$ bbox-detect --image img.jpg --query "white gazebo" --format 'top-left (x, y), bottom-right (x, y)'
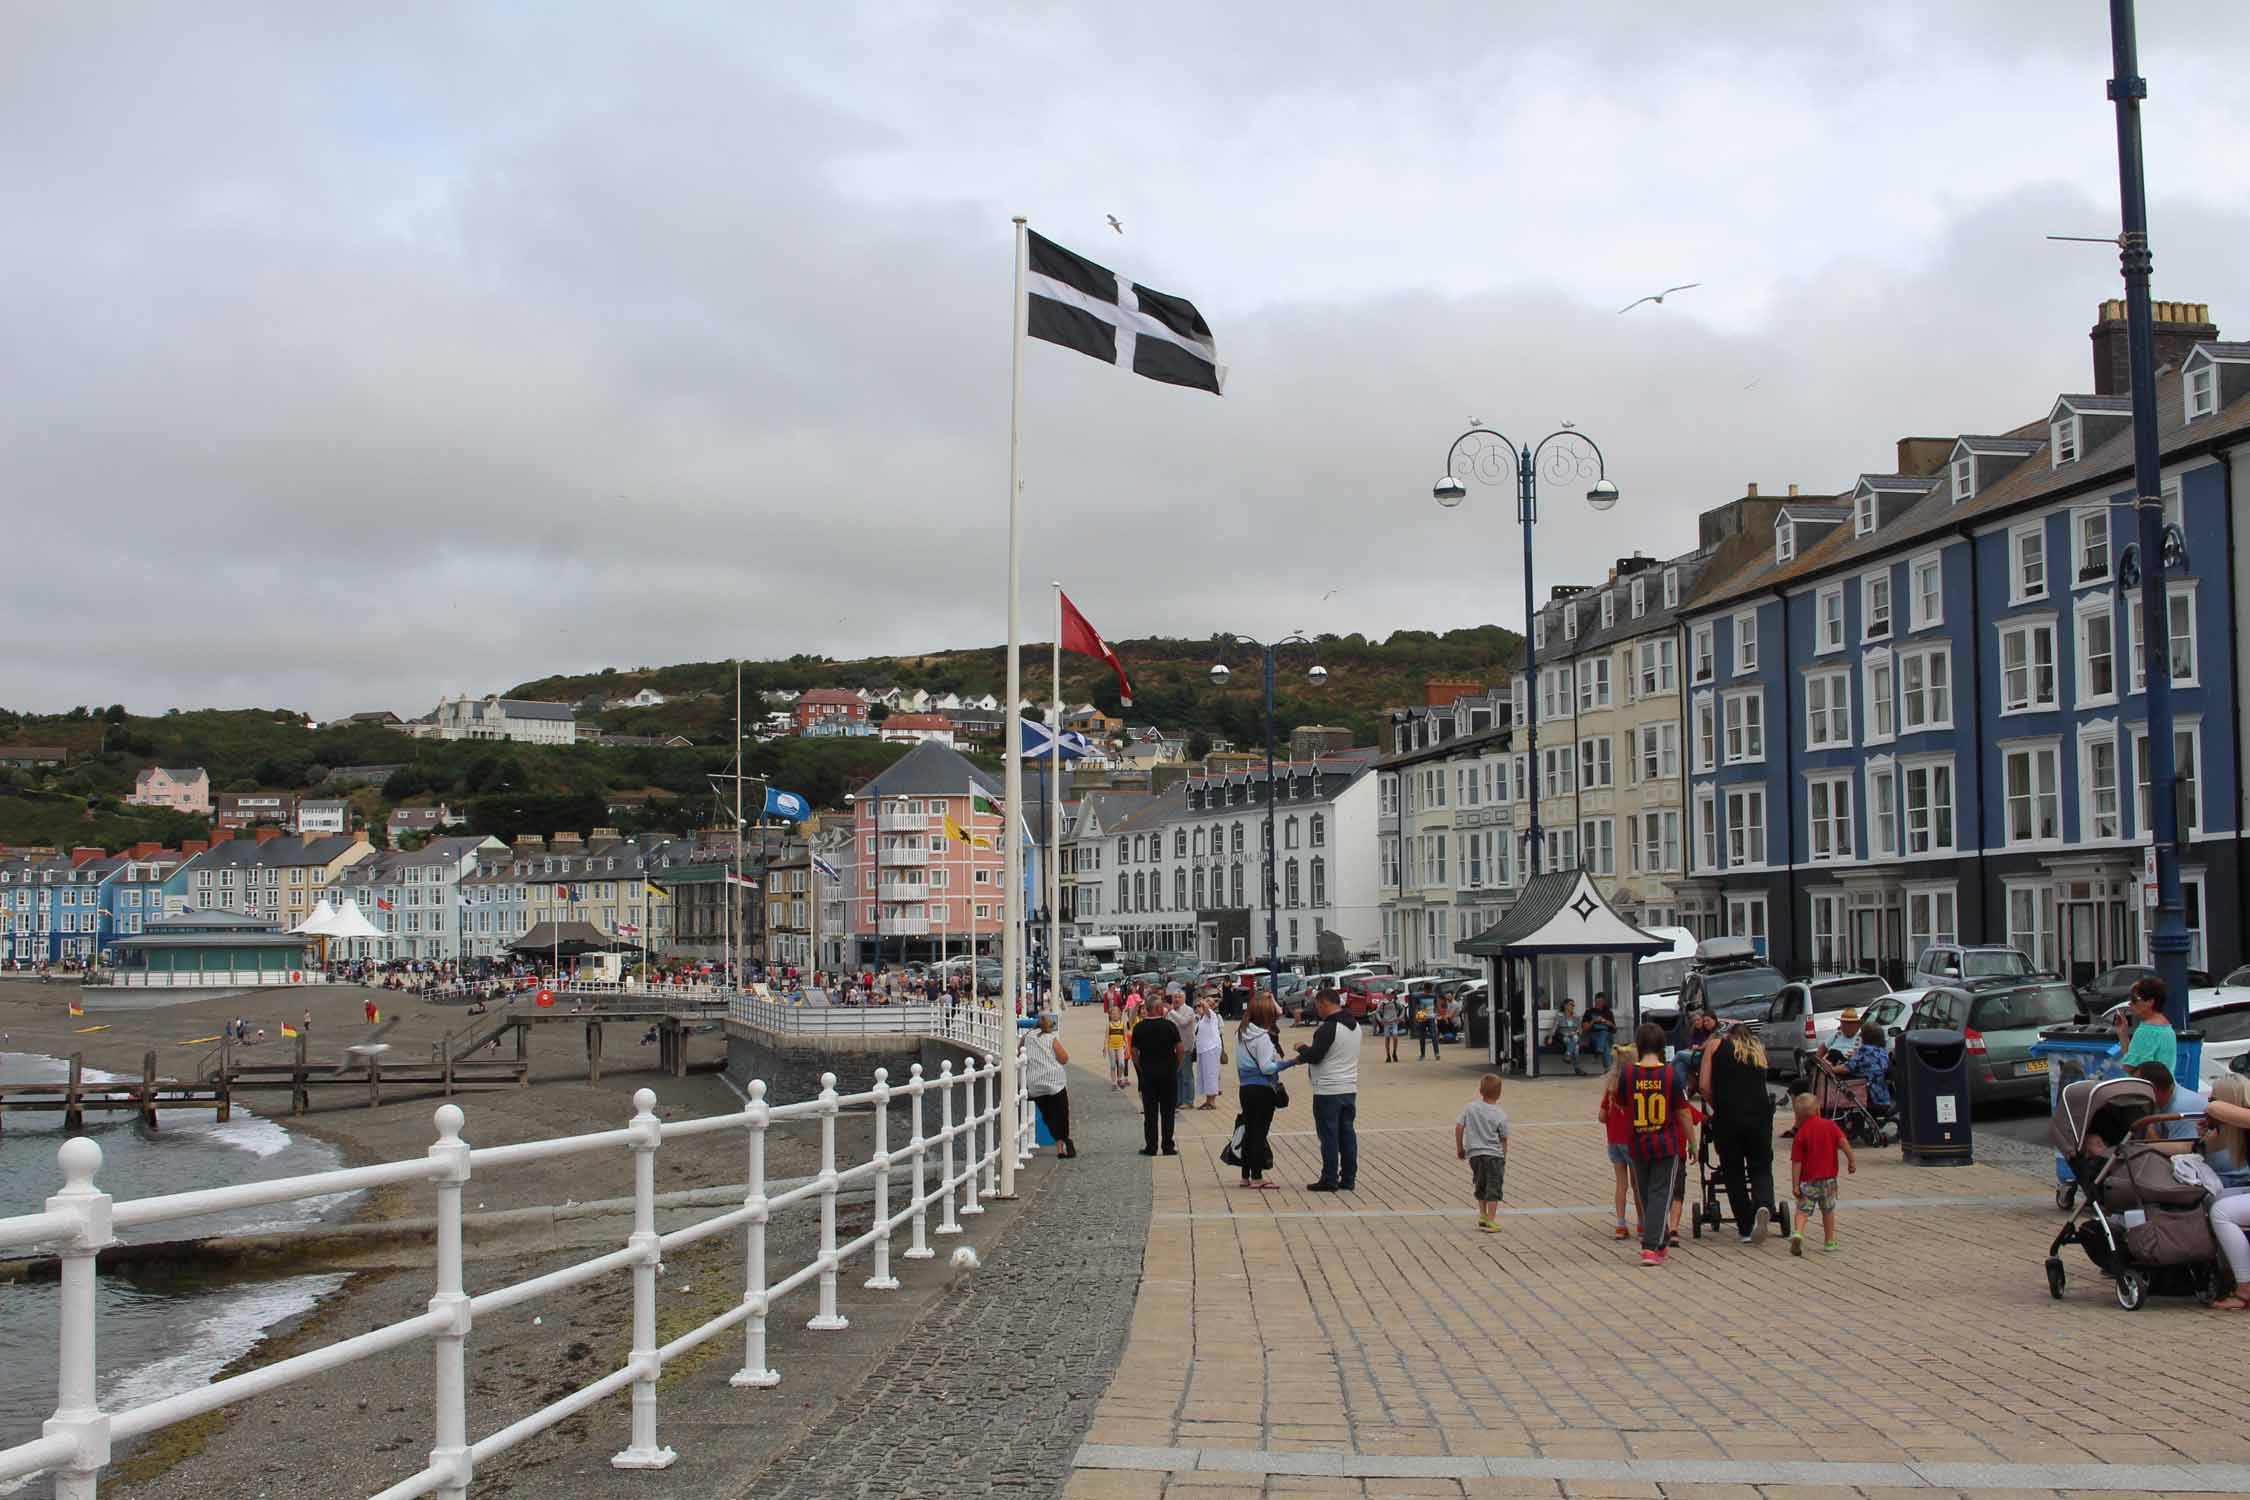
top-left (1456, 868), bottom-right (1670, 1075)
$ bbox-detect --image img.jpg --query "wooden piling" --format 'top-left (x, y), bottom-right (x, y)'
top-left (367, 1051), bottom-right (383, 1110)
top-left (441, 1035), bottom-right (454, 1098)
top-left (292, 1030), bottom-right (310, 1117)
top-left (586, 1021), bottom-right (603, 1085)
top-left (64, 1053), bottom-right (84, 1133)
top-left (141, 1052), bottom-right (159, 1130)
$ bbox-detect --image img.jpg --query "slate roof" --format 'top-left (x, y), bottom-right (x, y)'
top-left (1691, 360), bottom-right (2250, 613)
top-left (498, 699), bottom-right (574, 721)
top-left (1455, 870), bottom-right (1667, 957)
top-left (853, 739), bottom-right (1002, 801)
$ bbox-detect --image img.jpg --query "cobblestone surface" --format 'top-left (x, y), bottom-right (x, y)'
top-left (739, 1067), bottom-right (1153, 1498)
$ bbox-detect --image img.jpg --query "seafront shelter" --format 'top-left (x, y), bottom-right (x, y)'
top-left (107, 909), bottom-right (316, 986)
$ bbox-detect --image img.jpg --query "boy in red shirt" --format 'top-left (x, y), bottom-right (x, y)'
top-left (1787, 1092), bottom-right (1856, 1255)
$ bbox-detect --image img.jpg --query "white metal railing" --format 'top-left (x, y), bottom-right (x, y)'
top-left (421, 980), bottom-right (733, 1006)
top-left (86, 970), bottom-right (331, 989)
top-left (878, 846), bottom-right (930, 866)
top-left (874, 811), bottom-right (927, 832)
top-left (0, 1041), bottom-right (1033, 1498)
top-left (876, 917), bottom-right (930, 937)
top-left (726, 994), bottom-right (1007, 1059)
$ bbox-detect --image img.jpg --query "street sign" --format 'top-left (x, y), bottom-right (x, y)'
top-left (2143, 845), bottom-right (2158, 909)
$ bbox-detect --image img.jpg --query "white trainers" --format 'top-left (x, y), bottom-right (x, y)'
top-left (1750, 1207), bottom-right (1772, 1245)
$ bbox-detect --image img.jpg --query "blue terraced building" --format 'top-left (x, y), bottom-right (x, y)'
top-left (1677, 299), bottom-right (2250, 986)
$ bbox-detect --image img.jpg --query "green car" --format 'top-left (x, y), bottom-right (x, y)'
top-left (1908, 979), bottom-right (2081, 1105)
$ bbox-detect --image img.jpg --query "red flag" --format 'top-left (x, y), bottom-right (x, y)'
top-left (375, 897), bottom-right (393, 912)
top-left (1058, 592), bottom-right (1133, 707)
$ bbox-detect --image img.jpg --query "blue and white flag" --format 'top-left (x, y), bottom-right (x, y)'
top-left (764, 787), bottom-right (810, 822)
top-left (1021, 718), bottom-right (1092, 761)
top-left (811, 852), bottom-right (841, 884)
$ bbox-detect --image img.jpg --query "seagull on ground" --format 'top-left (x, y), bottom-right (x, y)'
top-left (1106, 215), bottom-right (1123, 235)
top-left (1617, 283), bottom-right (1702, 314)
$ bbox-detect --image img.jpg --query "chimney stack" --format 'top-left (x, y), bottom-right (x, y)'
top-left (2091, 298), bottom-right (2217, 395)
top-left (1787, 484), bottom-right (1800, 497)
top-left (1746, 483), bottom-right (1758, 497)
top-left (70, 847), bottom-right (103, 866)
top-left (254, 826), bottom-right (282, 844)
top-left (181, 840), bottom-right (209, 857)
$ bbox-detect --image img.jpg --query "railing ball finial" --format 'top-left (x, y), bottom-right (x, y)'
top-left (632, 1087), bottom-right (658, 1118)
top-left (433, 1103), bottom-right (466, 1144)
top-left (748, 1078), bottom-right (768, 1101)
top-left (57, 1134), bottom-right (102, 1192)
top-left (819, 1072), bottom-right (838, 1093)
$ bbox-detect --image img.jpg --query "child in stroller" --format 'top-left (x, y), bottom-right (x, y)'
top-left (2045, 1074), bottom-right (2230, 1310)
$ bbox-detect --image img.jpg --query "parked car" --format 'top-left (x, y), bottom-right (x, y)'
top-left (1679, 937), bottom-right (1788, 1026)
top-left (2076, 963), bottom-right (2214, 1013)
top-left (2096, 983), bottom-right (2250, 1089)
top-left (1910, 944), bottom-right (2038, 985)
top-left (1634, 927), bottom-right (1699, 1026)
top-left (1857, 989), bottom-right (1940, 1046)
top-left (1341, 973), bottom-right (1405, 1020)
top-left (1762, 973), bottom-right (1895, 1079)
top-left (1911, 979), bottom-right (2082, 1104)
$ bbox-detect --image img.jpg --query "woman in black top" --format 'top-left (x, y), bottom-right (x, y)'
top-left (1698, 1022), bottom-right (1779, 1243)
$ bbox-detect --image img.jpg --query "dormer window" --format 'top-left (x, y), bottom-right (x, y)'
top-left (1775, 519), bottom-right (1795, 565)
top-left (1950, 456), bottom-right (1973, 504)
top-left (2187, 363), bottom-right (2218, 421)
top-left (1599, 592), bottom-right (1615, 629)
top-left (1564, 604), bottom-right (1579, 640)
top-left (1533, 614), bottom-right (1546, 651)
top-left (1662, 569), bottom-right (1679, 608)
top-left (1853, 492), bottom-right (1876, 537)
top-left (1630, 578), bottom-right (1647, 618)
top-left (2051, 413), bottom-right (2080, 466)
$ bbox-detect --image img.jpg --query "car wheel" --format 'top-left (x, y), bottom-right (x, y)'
top-left (2045, 1257), bottom-right (2066, 1300)
top-left (2114, 1268), bottom-right (2147, 1311)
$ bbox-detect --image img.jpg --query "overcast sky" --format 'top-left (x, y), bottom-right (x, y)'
top-left (7, 1), bottom-right (2250, 719)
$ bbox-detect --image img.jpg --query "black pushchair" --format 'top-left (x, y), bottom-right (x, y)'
top-left (2044, 1074), bottom-right (2229, 1309)
top-left (1686, 1113), bottom-right (1792, 1241)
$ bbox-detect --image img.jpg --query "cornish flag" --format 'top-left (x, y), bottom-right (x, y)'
top-left (1026, 231), bottom-right (1223, 395)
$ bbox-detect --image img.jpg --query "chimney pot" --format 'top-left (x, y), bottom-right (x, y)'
top-left (1787, 483), bottom-right (1800, 496)
top-left (1746, 482), bottom-right (1758, 496)
top-left (2090, 296), bottom-right (2219, 396)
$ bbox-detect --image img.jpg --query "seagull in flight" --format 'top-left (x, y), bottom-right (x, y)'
top-left (1617, 282), bottom-right (1702, 314)
top-left (1106, 215), bottom-right (1123, 235)
top-left (1321, 588), bottom-right (1339, 601)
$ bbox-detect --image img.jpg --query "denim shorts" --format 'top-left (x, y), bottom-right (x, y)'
top-left (1606, 1143), bottom-right (1631, 1165)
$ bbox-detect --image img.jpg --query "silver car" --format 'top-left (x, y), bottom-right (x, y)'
top-left (1762, 974), bottom-right (1894, 1079)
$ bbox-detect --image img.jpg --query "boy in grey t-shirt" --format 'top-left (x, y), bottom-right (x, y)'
top-left (1454, 1074), bottom-right (1511, 1232)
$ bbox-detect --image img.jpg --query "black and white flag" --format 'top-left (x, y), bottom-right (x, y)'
top-left (1025, 230), bottom-right (1223, 394)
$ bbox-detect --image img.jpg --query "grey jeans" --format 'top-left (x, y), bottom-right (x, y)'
top-left (1632, 1156), bottom-right (1678, 1252)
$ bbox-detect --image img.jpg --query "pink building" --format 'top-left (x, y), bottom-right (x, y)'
top-left (128, 765), bottom-right (211, 814)
top-left (849, 741), bottom-right (1008, 969)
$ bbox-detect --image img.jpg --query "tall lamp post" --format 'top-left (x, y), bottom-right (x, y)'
top-left (1209, 635), bottom-right (1329, 987)
top-left (1431, 426), bottom-right (1618, 879)
top-left (2105, 0), bottom-right (2192, 1028)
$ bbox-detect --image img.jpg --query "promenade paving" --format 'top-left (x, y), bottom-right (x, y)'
top-left (1056, 1007), bottom-right (2250, 1500)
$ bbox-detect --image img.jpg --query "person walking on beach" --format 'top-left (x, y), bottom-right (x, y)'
top-left (1617, 1022), bottom-right (1688, 1265)
top-left (1296, 988), bottom-right (1362, 1192)
top-left (1131, 997), bottom-right (1186, 1155)
top-left (301, 1007), bottom-right (313, 1038)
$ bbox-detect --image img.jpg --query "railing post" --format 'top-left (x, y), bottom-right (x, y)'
top-left (730, 1080), bottom-right (778, 1388)
top-left (427, 1104), bottom-right (473, 1499)
top-left (43, 1137), bottom-right (113, 1500)
top-left (935, 1060), bottom-right (961, 1237)
top-left (903, 1063), bottom-right (933, 1260)
top-left (863, 1067), bottom-right (899, 1290)
top-left (612, 1088), bottom-right (676, 1470)
top-left (1016, 1032), bottom-right (1035, 1168)
top-left (807, 1072), bottom-right (848, 1329)
top-left (960, 1059), bottom-right (985, 1217)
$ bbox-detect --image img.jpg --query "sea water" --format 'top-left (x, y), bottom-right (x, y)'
top-left (0, 1052), bottom-right (356, 1481)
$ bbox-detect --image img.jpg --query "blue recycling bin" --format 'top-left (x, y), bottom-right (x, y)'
top-left (1071, 976), bottom-right (1094, 1006)
top-left (2031, 1024), bottom-right (2122, 1206)
top-left (2175, 1028), bottom-right (2206, 1092)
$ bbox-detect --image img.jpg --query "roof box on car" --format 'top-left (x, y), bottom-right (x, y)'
top-left (1695, 935), bottom-right (1758, 965)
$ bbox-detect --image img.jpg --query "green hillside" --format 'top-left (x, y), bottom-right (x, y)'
top-left (513, 624), bottom-right (1524, 752)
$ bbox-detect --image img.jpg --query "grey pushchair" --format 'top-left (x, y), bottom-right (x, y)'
top-left (2043, 1075), bottom-right (2228, 1309)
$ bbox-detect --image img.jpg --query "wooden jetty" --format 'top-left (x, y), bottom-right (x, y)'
top-left (0, 1051), bottom-right (230, 1134)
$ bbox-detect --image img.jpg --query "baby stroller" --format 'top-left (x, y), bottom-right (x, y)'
top-left (1810, 1053), bottom-right (1895, 1147)
top-left (1685, 1114), bottom-right (1792, 1240)
top-left (2044, 1074), bottom-right (2228, 1309)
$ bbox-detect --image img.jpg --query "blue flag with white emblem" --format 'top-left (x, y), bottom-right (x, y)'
top-left (763, 787), bottom-right (810, 822)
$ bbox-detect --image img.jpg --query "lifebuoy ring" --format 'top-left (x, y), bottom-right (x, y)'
top-left (290, 970), bottom-right (302, 983)
top-left (536, 988), bottom-right (555, 1008)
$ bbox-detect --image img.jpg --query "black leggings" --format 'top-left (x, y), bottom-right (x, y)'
top-left (1712, 1114), bottom-right (1777, 1231)
top-left (1033, 1089), bottom-right (1072, 1147)
top-left (1237, 1084), bottom-right (1277, 1179)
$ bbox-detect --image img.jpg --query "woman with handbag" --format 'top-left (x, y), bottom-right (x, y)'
top-left (1231, 994), bottom-right (1296, 1189)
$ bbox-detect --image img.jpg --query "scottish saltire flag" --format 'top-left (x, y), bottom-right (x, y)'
top-left (1026, 231), bottom-right (1223, 394)
top-left (1021, 718), bottom-right (1093, 761)
top-left (764, 787), bottom-right (810, 822)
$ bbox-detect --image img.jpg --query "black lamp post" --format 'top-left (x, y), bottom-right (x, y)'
top-left (1431, 427), bottom-right (1618, 878)
top-left (2105, 0), bottom-right (2192, 1026)
top-left (1209, 636), bottom-right (1328, 986)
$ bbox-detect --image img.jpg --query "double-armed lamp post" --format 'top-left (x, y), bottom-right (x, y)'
top-left (1430, 427), bottom-right (1617, 878)
top-left (1209, 635), bottom-right (1327, 986)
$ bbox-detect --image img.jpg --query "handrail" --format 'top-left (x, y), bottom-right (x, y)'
top-left (0, 1033), bottom-right (1035, 1498)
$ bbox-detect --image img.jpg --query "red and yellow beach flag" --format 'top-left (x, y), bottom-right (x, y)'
top-left (67, 999), bottom-right (84, 1017)
top-left (281, 1023), bottom-right (300, 1038)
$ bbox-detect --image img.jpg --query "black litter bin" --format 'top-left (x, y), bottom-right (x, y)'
top-left (1895, 1028), bottom-right (1973, 1166)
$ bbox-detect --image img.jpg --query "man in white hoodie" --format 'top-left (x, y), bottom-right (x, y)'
top-left (1295, 988), bottom-right (1362, 1192)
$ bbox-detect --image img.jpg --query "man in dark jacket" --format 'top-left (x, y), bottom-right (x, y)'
top-left (1129, 1003), bottom-right (1187, 1155)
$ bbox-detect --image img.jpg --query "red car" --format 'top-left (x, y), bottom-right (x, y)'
top-left (1339, 974), bottom-right (1404, 1020)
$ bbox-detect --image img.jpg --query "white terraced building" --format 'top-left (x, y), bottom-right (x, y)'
top-left (424, 694), bottom-right (578, 744)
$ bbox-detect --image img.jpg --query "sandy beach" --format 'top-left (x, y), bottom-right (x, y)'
top-left (0, 977), bottom-right (885, 1496)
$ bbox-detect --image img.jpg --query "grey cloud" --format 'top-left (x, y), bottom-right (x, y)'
top-left (2, 2), bottom-right (2247, 717)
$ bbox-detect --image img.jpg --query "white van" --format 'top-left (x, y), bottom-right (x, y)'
top-left (1635, 926), bottom-right (1699, 1023)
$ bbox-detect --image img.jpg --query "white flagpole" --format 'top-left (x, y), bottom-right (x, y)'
top-left (1050, 583), bottom-right (1065, 1017)
top-left (998, 215), bottom-right (1027, 1196)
